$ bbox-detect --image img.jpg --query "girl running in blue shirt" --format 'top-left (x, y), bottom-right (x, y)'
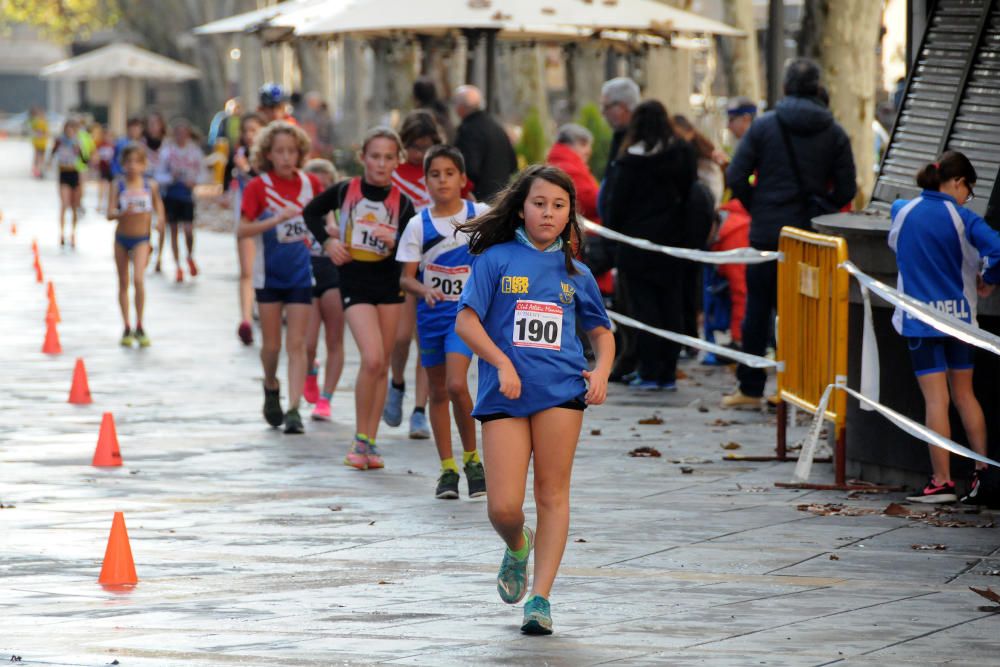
top-left (890, 151), bottom-right (1000, 503)
top-left (455, 165), bottom-right (615, 635)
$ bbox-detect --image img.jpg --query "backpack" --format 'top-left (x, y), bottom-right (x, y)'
top-left (681, 181), bottom-right (716, 250)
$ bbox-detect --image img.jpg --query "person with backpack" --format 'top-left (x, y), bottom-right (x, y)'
top-left (723, 58), bottom-right (856, 408)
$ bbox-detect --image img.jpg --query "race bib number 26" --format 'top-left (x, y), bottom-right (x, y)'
top-left (512, 300), bottom-right (562, 350)
top-left (276, 216), bottom-right (308, 244)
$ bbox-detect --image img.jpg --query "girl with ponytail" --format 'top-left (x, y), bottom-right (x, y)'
top-left (889, 150), bottom-right (1000, 503)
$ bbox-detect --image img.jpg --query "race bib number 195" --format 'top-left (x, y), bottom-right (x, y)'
top-left (512, 300), bottom-right (562, 350)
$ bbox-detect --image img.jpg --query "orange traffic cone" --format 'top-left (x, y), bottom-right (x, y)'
top-left (69, 358), bottom-right (92, 404)
top-left (98, 512), bottom-right (137, 586)
top-left (46, 295), bottom-right (61, 324)
top-left (35, 263), bottom-right (43, 284)
top-left (41, 317), bottom-right (61, 354)
top-left (10, 222), bottom-right (16, 235)
top-left (47, 281), bottom-right (56, 302)
top-left (93, 412), bottom-right (122, 467)
top-left (31, 239), bottom-right (39, 255)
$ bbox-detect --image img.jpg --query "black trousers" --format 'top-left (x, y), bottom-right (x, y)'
top-left (610, 270), bottom-right (639, 378)
top-left (623, 266), bottom-right (683, 385)
top-left (736, 261), bottom-right (777, 397)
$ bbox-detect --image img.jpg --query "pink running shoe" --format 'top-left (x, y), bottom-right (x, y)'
top-left (312, 397), bottom-right (331, 421)
top-left (187, 256), bottom-right (199, 277)
top-left (344, 435), bottom-right (369, 470)
top-left (303, 371), bottom-right (320, 404)
top-left (366, 439), bottom-right (384, 469)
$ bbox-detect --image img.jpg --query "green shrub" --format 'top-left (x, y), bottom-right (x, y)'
top-left (517, 107), bottom-right (548, 167)
top-left (576, 103), bottom-right (612, 180)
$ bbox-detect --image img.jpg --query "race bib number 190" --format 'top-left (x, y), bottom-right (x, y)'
top-left (512, 300), bottom-right (562, 350)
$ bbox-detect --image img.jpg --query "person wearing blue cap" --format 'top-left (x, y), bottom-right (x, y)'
top-left (258, 83), bottom-right (294, 125)
top-left (726, 96), bottom-right (757, 144)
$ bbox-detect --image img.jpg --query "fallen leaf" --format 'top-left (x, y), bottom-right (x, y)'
top-left (377, 580), bottom-right (393, 585)
top-left (721, 442), bottom-right (741, 450)
top-left (368, 521), bottom-right (376, 525)
top-left (628, 446), bottom-right (661, 457)
top-left (970, 586), bottom-right (1000, 604)
top-left (883, 502), bottom-right (913, 517)
top-left (911, 544), bottom-right (947, 551)
top-left (829, 554), bottom-right (840, 561)
top-left (329, 506), bottom-right (342, 511)
top-left (680, 466), bottom-right (694, 474)
top-left (797, 503), bottom-right (881, 517)
top-left (638, 416), bottom-right (664, 425)
top-left (574, 538), bottom-right (587, 543)
top-left (129, 470), bottom-right (140, 475)
top-left (697, 406), bottom-right (710, 413)
top-left (590, 429), bottom-right (602, 436)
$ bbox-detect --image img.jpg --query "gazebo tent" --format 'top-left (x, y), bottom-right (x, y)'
top-left (288, 0), bottom-right (744, 39)
top-left (39, 42), bottom-right (201, 134)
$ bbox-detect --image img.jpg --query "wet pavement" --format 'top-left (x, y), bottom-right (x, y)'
top-left (1, 138), bottom-right (998, 666)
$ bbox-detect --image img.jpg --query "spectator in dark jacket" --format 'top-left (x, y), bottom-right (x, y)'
top-left (605, 100), bottom-right (698, 391)
top-left (597, 76), bottom-right (642, 381)
top-left (452, 85), bottom-right (517, 203)
top-left (723, 58), bottom-right (857, 407)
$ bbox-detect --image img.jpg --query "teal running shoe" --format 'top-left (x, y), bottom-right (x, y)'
top-left (521, 595), bottom-right (553, 635)
top-left (497, 526), bottom-right (534, 604)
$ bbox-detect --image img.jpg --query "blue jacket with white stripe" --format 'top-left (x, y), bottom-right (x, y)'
top-left (889, 190), bottom-right (1000, 337)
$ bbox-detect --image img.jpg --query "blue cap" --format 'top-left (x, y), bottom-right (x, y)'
top-left (259, 83), bottom-right (287, 108)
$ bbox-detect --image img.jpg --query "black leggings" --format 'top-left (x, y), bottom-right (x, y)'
top-left (622, 266), bottom-right (684, 385)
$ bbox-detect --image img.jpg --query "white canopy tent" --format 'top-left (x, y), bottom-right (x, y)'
top-left (288, 0), bottom-right (744, 39)
top-left (192, 0), bottom-right (331, 40)
top-left (193, 0), bottom-right (743, 41)
top-left (40, 43), bottom-right (200, 134)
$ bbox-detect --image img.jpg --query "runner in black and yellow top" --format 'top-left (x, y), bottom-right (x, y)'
top-left (304, 127), bottom-right (416, 470)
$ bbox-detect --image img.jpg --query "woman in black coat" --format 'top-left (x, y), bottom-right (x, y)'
top-left (604, 100), bottom-right (697, 390)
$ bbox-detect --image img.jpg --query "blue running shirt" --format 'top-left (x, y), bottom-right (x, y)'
top-left (889, 190), bottom-right (1000, 337)
top-left (459, 240), bottom-right (611, 418)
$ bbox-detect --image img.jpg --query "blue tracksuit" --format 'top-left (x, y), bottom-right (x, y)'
top-left (889, 190), bottom-right (1000, 337)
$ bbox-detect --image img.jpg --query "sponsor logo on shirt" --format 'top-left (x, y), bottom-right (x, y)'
top-left (501, 276), bottom-right (529, 294)
top-left (906, 298), bottom-right (970, 320)
top-left (559, 281), bottom-right (575, 305)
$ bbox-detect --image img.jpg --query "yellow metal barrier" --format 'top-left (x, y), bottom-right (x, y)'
top-left (776, 227), bottom-right (849, 485)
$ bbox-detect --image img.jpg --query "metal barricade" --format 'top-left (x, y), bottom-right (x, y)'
top-left (776, 227), bottom-right (849, 485)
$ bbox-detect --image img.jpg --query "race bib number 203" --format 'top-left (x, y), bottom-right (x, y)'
top-left (512, 300), bottom-right (562, 350)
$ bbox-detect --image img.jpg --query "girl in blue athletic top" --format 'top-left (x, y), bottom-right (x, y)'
top-left (889, 150), bottom-right (1000, 504)
top-left (455, 165), bottom-right (614, 635)
top-left (106, 144), bottom-right (166, 347)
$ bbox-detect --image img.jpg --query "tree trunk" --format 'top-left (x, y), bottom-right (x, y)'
top-left (722, 0), bottom-right (762, 102)
top-left (819, 0), bottom-right (882, 207)
top-left (645, 46), bottom-right (692, 118)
